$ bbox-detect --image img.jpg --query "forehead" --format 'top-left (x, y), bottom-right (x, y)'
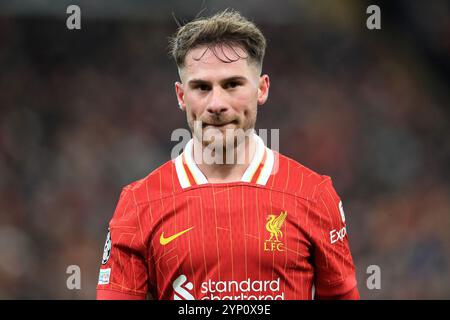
top-left (181, 45), bottom-right (255, 81)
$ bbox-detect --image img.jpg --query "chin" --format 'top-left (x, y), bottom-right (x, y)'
top-left (202, 132), bottom-right (233, 151)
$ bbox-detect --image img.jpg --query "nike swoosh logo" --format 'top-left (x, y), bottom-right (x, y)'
top-left (159, 227), bottom-right (194, 245)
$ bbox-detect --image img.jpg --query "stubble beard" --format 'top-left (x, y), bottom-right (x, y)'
top-left (188, 113), bottom-right (257, 165)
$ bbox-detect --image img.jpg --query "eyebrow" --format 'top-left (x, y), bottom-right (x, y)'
top-left (187, 76), bottom-right (248, 86)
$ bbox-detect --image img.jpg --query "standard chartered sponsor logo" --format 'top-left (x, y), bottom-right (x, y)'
top-left (173, 274), bottom-right (195, 300)
top-left (172, 275), bottom-right (285, 300)
top-left (201, 278), bottom-right (284, 300)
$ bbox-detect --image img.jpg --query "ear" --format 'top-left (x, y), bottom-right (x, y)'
top-left (175, 81), bottom-right (186, 111)
top-left (257, 74), bottom-right (270, 106)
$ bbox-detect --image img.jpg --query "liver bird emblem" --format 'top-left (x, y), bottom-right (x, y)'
top-left (265, 211), bottom-right (287, 242)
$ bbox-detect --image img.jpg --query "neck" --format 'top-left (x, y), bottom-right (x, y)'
top-left (195, 134), bottom-right (257, 183)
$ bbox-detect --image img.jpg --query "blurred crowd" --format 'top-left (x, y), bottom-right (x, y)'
top-left (0, 1), bottom-right (449, 298)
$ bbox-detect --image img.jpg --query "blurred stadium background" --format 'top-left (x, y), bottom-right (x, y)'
top-left (0, 0), bottom-right (449, 299)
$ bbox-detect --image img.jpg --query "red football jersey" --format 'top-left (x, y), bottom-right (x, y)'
top-left (96, 135), bottom-right (358, 300)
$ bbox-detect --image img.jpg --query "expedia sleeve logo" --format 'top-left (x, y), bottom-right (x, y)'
top-left (101, 229), bottom-right (111, 265)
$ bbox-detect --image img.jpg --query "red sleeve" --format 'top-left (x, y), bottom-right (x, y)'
top-left (316, 286), bottom-right (360, 300)
top-left (97, 289), bottom-right (146, 300)
top-left (96, 187), bottom-right (149, 300)
top-left (309, 176), bottom-right (358, 297)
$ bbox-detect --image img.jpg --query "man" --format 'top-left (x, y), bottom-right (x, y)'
top-left (96, 9), bottom-right (359, 300)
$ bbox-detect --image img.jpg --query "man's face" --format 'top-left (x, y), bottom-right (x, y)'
top-left (175, 44), bottom-right (270, 150)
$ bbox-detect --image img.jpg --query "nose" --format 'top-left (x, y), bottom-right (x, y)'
top-left (206, 86), bottom-right (228, 115)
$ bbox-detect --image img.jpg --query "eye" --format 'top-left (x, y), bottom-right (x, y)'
top-left (196, 84), bottom-right (211, 91)
top-left (225, 81), bottom-right (240, 89)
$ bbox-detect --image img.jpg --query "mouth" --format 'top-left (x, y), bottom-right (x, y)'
top-left (202, 120), bottom-right (238, 129)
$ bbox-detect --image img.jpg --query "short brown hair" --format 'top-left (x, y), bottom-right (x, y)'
top-left (169, 9), bottom-right (266, 69)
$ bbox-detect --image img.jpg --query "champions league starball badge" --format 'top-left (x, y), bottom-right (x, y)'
top-left (101, 229), bottom-right (111, 265)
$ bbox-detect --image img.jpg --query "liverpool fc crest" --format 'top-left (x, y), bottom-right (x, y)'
top-left (264, 211), bottom-right (287, 252)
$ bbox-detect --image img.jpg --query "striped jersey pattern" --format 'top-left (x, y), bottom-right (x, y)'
top-left (97, 134), bottom-right (357, 300)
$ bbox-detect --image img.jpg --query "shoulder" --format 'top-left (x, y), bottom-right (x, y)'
top-left (118, 158), bottom-right (179, 206)
top-left (272, 151), bottom-right (338, 202)
top-left (273, 153), bottom-right (347, 232)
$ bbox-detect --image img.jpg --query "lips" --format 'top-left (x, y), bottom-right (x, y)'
top-left (202, 120), bottom-right (238, 128)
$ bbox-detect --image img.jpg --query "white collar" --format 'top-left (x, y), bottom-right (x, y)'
top-left (175, 133), bottom-right (274, 189)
